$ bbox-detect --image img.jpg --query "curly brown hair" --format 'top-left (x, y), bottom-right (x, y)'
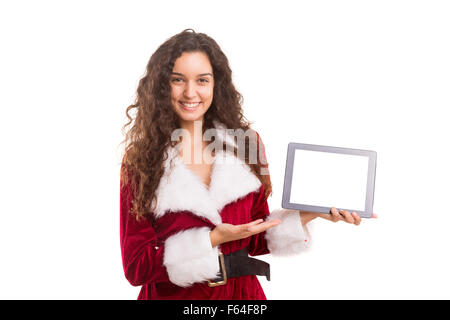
top-left (120, 29), bottom-right (272, 220)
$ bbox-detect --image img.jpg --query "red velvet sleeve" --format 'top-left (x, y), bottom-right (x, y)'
top-left (120, 165), bottom-right (170, 286)
top-left (247, 131), bottom-right (271, 256)
top-left (247, 184), bottom-right (271, 256)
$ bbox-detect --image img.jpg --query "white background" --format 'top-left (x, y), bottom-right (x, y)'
top-left (0, 0), bottom-right (449, 299)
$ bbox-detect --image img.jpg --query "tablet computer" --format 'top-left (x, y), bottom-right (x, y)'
top-left (281, 142), bottom-right (377, 218)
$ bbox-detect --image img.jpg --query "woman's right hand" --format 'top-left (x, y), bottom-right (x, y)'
top-left (209, 219), bottom-right (281, 248)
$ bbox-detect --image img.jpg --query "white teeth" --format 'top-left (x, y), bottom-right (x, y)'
top-left (181, 102), bottom-right (200, 108)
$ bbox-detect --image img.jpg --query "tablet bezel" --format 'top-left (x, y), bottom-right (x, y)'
top-left (281, 142), bottom-right (377, 218)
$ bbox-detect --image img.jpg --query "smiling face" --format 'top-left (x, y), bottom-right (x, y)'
top-left (170, 51), bottom-right (214, 127)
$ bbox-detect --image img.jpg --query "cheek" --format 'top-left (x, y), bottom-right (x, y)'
top-left (170, 86), bottom-right (180, 100)
top-left (200, 86), bottom-right (214, 101)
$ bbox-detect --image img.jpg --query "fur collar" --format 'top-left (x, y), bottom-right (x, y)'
top-left (152, 121), bottom-right (262, 225)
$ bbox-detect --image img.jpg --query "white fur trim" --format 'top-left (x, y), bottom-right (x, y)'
top-left (265, 209), bottom-right (311, 256)
top-left (163, 227), bottom-right (220, 287)
top-left (209, 150), bottom-right (261, 213)
top-left (152, 122), bottom-right (262, 225)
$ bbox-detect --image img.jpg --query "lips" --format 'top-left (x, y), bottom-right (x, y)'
top-left (179, 101), bottom-right (202, 110)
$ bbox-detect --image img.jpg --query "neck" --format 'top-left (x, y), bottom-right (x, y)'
top-left (179, 118), bottom-right (203, 139)
top-left (178, 119), bottom-right (207, 164)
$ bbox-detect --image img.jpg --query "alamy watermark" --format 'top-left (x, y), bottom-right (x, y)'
top-left (171, 120), bottom-right (269, 175)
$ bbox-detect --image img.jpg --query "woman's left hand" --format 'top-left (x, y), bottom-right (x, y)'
top-left (324, 207), bottom-right (362, 225)
top-left (300, 207), bottom-right (377, 226)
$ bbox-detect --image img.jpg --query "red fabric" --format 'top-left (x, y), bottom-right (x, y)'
top-left (120, 166), bottom-right (272, 300)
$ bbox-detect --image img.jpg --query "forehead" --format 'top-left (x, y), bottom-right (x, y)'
top-left (172, 51), bottom-right (213, 75)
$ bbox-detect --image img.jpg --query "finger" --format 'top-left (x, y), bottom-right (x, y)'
top-left (246, 219), bottom-right (264, 227)
top-left (352, 212), bottom-right (361, 225)
top-left (330, 207), bottom-right (343, 222)
top-left (247, 219), bottom-right (280, 233)
top-left (339, 210), bottom-right (355, 224)
top-left (241, 220), bottom-right (265, 233)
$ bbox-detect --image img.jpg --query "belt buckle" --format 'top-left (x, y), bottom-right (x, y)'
top-left (207, 251), bottom-right (227, 287)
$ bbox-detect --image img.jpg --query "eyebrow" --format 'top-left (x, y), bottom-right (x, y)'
top-left (171, 72), bottom-right (213, 77)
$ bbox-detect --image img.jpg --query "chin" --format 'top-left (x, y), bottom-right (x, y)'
top-left (175, 110), bottom-right (204, 122)
top-left (179, 115), bottom-right (204, 123)
top-left (174, 103), bottom-right (211, 123)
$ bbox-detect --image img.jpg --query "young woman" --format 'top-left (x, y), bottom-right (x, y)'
top-left (120, 29), bottom-right (369, 300)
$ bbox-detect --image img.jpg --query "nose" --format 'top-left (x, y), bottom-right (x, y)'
top-left (184, 80), bottom-right (197, 99)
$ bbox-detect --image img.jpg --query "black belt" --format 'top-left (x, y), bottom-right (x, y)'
top-left (207, 247), bottom-right (270, 287)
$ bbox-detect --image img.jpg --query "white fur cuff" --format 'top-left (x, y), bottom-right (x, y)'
top-left (265, 209), bottom-right (311, 256)
top-left (163, 227), bottom-right (221, 287)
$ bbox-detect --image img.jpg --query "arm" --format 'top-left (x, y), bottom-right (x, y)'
top-left (120, 168), bottom-right (170, 286)
top-left (121, 163), bottom-right (222, 288)
top-left (300, 207), bottom-right (373, 225)
top-left (251, 132), bottom-right (312, 257)
top-left (300, 211), bottom-right (319, 225)
top-left (260, 190), bottom-right (312, 257)
top-left (208, 132), bottom-right (313, 256)
top-left (210, 184), bottom-right (312, 257)
top-left (163, 226), bottom-right (221, 288)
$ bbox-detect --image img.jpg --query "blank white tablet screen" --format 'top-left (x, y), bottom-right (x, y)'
top-left (289, 149), bottom-right (369, 211)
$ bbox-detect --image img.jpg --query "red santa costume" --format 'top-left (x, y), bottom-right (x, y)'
top-left (120, 122), bottom-right (311, 300)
